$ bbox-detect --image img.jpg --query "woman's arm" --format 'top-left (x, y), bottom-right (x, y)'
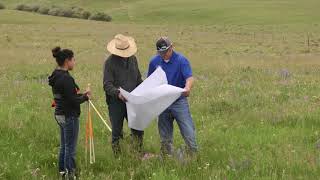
top-left (63, 77), bottom-right (88, 105)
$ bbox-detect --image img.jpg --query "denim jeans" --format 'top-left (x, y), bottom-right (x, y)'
top-left (55, 115), bottom-right (79, 174)
top-left (107, 96), bottom-right (144, 155)
top-left (158, 97), bottom-right (198, 154)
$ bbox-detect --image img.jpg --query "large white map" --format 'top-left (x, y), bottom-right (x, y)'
top-left (120, 67), bottom-right (185, 130)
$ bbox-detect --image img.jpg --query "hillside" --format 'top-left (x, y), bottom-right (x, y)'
top-left (1, 0), bottom-right (320, 25)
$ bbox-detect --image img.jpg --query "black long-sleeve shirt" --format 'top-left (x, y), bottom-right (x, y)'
top-left (48, 69), bottom-right (88, 117)
top-left (103, 55), bottom-right (143, 102)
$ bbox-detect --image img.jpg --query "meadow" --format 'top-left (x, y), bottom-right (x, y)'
top-left (1, 0), bottom-right (320, 179)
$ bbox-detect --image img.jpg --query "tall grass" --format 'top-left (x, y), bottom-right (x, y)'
top-left (0, 6), bottom-right (320, 179)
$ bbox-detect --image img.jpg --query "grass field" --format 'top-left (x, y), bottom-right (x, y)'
top-left (2, 0), bottom-right (320, 25)
top-left (1, 0), bottom-right (320, 179)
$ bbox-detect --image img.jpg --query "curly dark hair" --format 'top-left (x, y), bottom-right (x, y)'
top-left (52, 46), bottom-right (74, 66)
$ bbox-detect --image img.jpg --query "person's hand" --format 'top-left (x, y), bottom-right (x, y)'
top-left (84, 90), bottom-right (91, 99)
top-left (183, 87), bottom-right (191, 97)
top-left (85, 84), bottom-right (92, 99)
top-left (118, 93), bottom-right (127, 102)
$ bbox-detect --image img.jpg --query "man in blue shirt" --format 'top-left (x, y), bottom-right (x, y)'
top-left (148, 37), bottom-right (198, 155)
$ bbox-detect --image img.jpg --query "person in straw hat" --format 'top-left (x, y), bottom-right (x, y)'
top-left (103, 34), bottom-right (144, 156)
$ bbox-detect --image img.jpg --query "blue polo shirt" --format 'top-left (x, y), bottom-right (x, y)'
top-left (148, 51), bottom-right (192, 88)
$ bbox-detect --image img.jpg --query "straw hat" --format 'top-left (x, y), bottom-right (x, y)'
top-left (107, 34), bottom-right (137, 58)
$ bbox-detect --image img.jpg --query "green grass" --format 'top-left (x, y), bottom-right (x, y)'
top-left (2, 0), bottom-right (320, 25)
top-left (1, 0), bottom-right (320, 179)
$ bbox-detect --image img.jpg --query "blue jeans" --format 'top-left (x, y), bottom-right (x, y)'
top-left (158, 97), bottom-right (198, 154)
top-left (55, 115), bottom-right (79, 174)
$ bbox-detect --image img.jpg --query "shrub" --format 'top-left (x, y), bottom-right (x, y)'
top-left (13, 4), bottom-right (111, 22)
top-left (70, 8), bottom-right (82, 18)
top-left (0, 3), bottom-right (5, 10)
top-left (48, 7), bottom-right (77, 17)
top-left (58, 8), bottom-right (73, 17)
top-left (37, 6), bottom-right (50, 15)
top-left (22, 6), bottom-right (34, 12)
top-left (29, 4), bottom-right (40, 12)
top-left (81, 11), bottom-right (91, 19)
top-left (70, 7), bottom-right (90, 19)
top-left (15, 4), bottom-right (40, 12)
top-left (72, 10), bottom-right (91, 19)
top-left (89, 12), bottom-right (112, 22)
top-left (15, 4), bottom-right (26, 11)
top-left (48, 7), bottom-right (62, 16)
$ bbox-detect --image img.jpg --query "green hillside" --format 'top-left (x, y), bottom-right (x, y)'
top-left (2, 0), bottom-right (320, 24)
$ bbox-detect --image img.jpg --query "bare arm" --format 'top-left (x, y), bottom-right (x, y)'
top-left (183, 77), bottom-right (194, 97)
